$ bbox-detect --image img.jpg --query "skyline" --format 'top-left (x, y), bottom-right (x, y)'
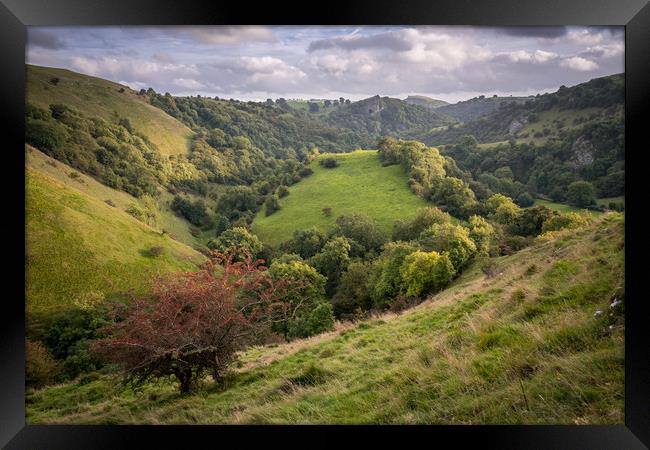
top-left (27, 26), bottom-right (624, 103)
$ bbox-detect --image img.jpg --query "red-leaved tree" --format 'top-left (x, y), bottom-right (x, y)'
top-left (92, 253), bottom-right (300, 394)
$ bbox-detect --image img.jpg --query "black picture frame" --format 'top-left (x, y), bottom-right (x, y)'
top-left (2, 1), bottom-right (648, 448)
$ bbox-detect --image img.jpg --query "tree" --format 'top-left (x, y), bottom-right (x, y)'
top-left (486, 193), bottom-right (522, 225)
top-left (418, 223), bottom-right (477, 271)
top-left (330, 213), bottom-right (387, 256)
top-left (319, 157), bottom-right (338, 168)
top-left (207, 227), bottom-right (263, 261)
top-left (567, 181), bottom-right (596, 208)
top-left (308, 102), bottom-right (320, 113)
top-left (268, 260), bottom-right (332, 339)
top-left (400, 251), bottom-right (455, 297)
top-left (309, 236), bottom-right (351, 287)
top-left (214, 214), bottom-right (231, 236)
top-left (369, 242), bottom-right (418, 309)
top-left (516, 192), bottom-right (534, 207)
top-left (541, 211), bottom-right (592, 233)
top-left (282, 228), bottom-right (326, 259)
top-left (468, 215), bottom-right (496, 253)
top-left (92, 255), bottom-right (298, 394)
top-left (332, 261), bottom-right (373, 318)
top-left (392, 207), bottom-right (451, 241)
top-left (508, 205), bottom-right (554, 236)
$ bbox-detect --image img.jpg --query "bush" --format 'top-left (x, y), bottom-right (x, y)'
top-left (25, 118), bottom-right (68, 154)
top-left (330, 213), bottom-right (387, 256)
top-left (319, 157), bottom-right (338, 168)
top-left (516, 192), bottom-right (534, 207)
top-left (104, 199), bottom-right (116, 207)
top-left (287, 303), bottom-right (335, 339)
top-left (299, 167), bottom-right (314, 177)
top-left (322, 207), bottom-right (332, 217)
top-left (145, 246), bottom-right (165, 258)
top-left (332, 261), bottom-right (373, 318)
top-left (92, 256), bottom-right (299, 394)
top-left (541, 211), bottom-right (592, 233)
top-left (567, 181), bottom-right (596, 208)
top-left (392, 207), bottom-right (452, 241)
top-left (264, 194), bottom-right (281, 216)
top-left (26, 340), bottom-right (61, 388)
top-left (277, 185), bottom-right (290, 198)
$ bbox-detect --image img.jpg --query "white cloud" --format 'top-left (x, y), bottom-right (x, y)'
top-left (173, 78), bottom-right (205, 89)
top-left (560, 56), bottom-right (599, 71)
top-left (567, 30), bottom-right (604, 45)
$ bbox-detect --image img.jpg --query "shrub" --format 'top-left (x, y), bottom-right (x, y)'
top-left (330, 213), bottom-right (387, 256)
top-left (26, 340), bottom-right (61, 388)
top-left (319, 157), bottom-right (338, 168)
top-left (309, 236), bottom-right (352, 289)
top-left (298, 167), bottom-right (314, 177)
top-left (281, 228), bottom-right (326, 259)
top-left (25, 118), bottom-right (68, 154)
top-left (566, 181), bottom-right (596, 208)
top-left (400, 251), bottom-right (455, 297)
top-left (92, 255), bottom-right (299, 394)
top-left (277, 185), bottom-right (290, 198)
top-left (264, 194), bottom-right (281, 216)
top-left (332, 261), bottom-right (373, 318)
top-left (322, 207), bottom-right (332, 217)
top-left (287, 302), bottom-right (335, 339)
top-left (104, 199), bottom-right (116, 207)
top-left (392, 207), bottom-right (452, 241)
top-left (516, 192), bottom-right (534, 207)
top-left (145, 246), bottom-right (165, 258)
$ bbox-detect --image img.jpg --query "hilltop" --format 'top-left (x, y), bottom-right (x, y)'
top-left (251, 150), bottom-right (428, 245)
top-left (26, 65), bottom-right (193, 157)
top-left (26, 213), bottom-right (624, 424)
top-left (404, 95), bottom-right (449, 109)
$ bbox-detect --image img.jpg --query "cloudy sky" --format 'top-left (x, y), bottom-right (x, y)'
top-left (26, 26), bottom-right (624, 103)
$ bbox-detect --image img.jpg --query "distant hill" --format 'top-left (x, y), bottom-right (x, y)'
top-left (437, 95), bottom-right (533, 123)
top-left (321, 95), bottom-right (456, 139)
top-left (26, 64), bottom-right (193, 156)
top-left (404, 95), bottom-right (449, 109)
top-left (425, 74), bottom-right (624, 146)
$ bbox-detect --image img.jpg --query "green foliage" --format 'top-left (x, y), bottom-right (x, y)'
top-left (332, 261), bottom-right (374, 318)
top-left (207, 227), bottom-right (263, 261)
top-left (287, 303), bottom-right (335, 339)
top-left (468, 215), bottom-right (496, 253)
top-left (418, 222), bottom-right (477, 271)
top-left (508, 205), bottom-right (554, 237)
top-left (486, 194), bottom-right (522, 225)
top-left (25, 118), bottom-right (69, 154)
top-left (264, 194), bottom-right (281, 216)
top-left (281, 228), bottom-right (327, 259)
top-left (369, 242), bottom-right (419, 309)
top-left (541, 212), bottom-right (593, 234)
top-left (392, 206), bottom-right (452, 241)
top-left (171, 195), bottom-right (212, 228)
top-left (277, 185), bottom-right (290, 198)
top-left (330, 213), bottom-right (387, 256)
top-left (26, 340), bottom-right (62, 388)
top-left (309, 236), bottom-right (352, 288)
top-left (567, 181), bottom-right (596, 208)
top-left (400, 250), bottom-right (455, 297)
top-left (320, 157), bottom-right (338, 168)
top-left (516, 192), bottom-right (534, 207)
top-left (268, 260), bottom-right (331, 339)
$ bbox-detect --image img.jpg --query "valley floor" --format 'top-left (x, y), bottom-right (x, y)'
top-left (26, 214), bottom-right (625, 424)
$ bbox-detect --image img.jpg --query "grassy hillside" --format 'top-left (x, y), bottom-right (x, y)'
top-left (26, 148), bottom-right (205, 315)
top-left (437, 95), bottom-right (532, 123)
top-left (26, 214), bottom-right (624, 424)
top-left (251, 151), bottom-right (428, 245)
top-left (26, 146), bottom-right (199, 246)
top-left (26, 64), bottom-right (193, 156)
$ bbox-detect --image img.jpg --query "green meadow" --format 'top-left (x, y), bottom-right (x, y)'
top-left (252, 150), bottom-right (429, 245)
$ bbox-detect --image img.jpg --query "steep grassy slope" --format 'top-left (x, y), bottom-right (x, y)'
top-left (26, 214), bottom-right (624, 424)
top-left (251, 151), bottom-right (428, 245)
top-left (26, 148), bottom-right (205, 315)
top-left (404, 95), bottom-right (449, 109)
top-left (26, 146), bottom-right (199, 246)
top-left (26, 64), bottom-right (193, 156)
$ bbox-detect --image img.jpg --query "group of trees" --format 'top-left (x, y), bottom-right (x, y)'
top-left (442, 120), bottom-right (623, 204)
